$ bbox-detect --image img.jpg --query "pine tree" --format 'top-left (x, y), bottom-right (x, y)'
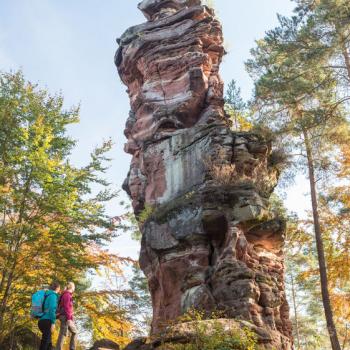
top-left (224, 79), bottom-right (251, 131)
top-left (246, 10), bottom-right (350, 349)
top-left (124, 208), bottom-right (152, 335)
top-left (294, 0), bottom-right (350, 82)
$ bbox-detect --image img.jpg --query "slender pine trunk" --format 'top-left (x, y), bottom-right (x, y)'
top-left (334, 22), bottom-right (350, 81)
top-left (290, 273), bottom-right (301, 350)
top-left (341, 41), bottom-right (350, 81)
top-left (303, 129), bottom-right (341, 350)
top-left (343, 45), bottom-right (350, 80)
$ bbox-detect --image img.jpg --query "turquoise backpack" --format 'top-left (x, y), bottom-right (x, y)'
top-left (30, 290), bottom-right (48, 319)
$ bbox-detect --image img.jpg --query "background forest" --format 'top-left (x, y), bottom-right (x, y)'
top-left (0, 0), bottom-right (349, 349)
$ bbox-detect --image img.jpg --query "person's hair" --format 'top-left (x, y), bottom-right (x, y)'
top-left (49, 281), bottom-right (60, 291)
top-left (66, 281), bottom-right (75, 290)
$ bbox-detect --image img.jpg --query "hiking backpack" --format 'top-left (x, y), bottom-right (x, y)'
top-left (30, 290), bottom-right (48, 319)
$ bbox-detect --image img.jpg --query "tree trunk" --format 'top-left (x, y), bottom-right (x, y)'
top-left (0, 266), bottom-right (15, 334)
top-left (0, 269), bottom-right (7, 295)
top-left (290, 273), bottom-right (301, 350)
top-left (342, 324), bottom-right (348, 350)
top-left (0, 173), bottom-right (33, 332)
top-left (342, 44), bottom-right (350, 81)
top-left (0, 240), bottom-right (20, 336)
top-left (303, 129), bottom-right (341, 350)
top-left (335, 23), bottom-right (350, 81)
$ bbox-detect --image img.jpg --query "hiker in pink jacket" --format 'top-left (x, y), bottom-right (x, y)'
top-left (56, 282), bottom-right (77, 350)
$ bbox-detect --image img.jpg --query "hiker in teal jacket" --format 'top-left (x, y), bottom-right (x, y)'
top-left (38, 282), bottom-right (61, 350)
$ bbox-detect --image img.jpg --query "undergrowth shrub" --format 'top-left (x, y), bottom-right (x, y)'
top-left (162, 309), bottom-right (257, 350)
top-left (204, 148), bottom-right (273, 196)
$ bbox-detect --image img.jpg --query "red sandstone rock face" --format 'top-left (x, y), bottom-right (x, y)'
top-left (116, 0), bottom-right (224, 155)
top-left (116, 1), bottom-right (292, 349)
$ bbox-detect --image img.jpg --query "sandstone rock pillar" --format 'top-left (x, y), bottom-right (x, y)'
top-left (115, 1), bottom-right (292, 348)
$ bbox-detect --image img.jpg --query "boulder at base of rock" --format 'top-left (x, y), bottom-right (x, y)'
top-left (124, 337), bottom-right (151, 350)
top-left (123, 319), bottom-right (291, 350)
top-left (90, 339), bottom-right (120, 350)
top-left (0, 327), bottom-right (41, 349)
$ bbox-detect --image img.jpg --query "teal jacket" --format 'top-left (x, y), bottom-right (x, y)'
top-left (40, 290), bottom-right (59, 324)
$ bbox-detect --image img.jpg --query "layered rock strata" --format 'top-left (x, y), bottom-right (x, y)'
top-left (116, 1), bottom-right (292, 349)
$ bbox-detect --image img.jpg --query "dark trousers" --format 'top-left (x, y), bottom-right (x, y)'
top-left (38, 319), bottom-right (52, 350)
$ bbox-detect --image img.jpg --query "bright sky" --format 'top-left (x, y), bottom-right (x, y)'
top-left (0, 0), bottom-right (310, 260)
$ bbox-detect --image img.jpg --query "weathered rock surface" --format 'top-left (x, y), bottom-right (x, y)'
top-left (116, 1), bottom-right (292, 349)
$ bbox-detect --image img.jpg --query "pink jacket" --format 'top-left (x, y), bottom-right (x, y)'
top-left (59, 291), bottom-right (74, 321)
